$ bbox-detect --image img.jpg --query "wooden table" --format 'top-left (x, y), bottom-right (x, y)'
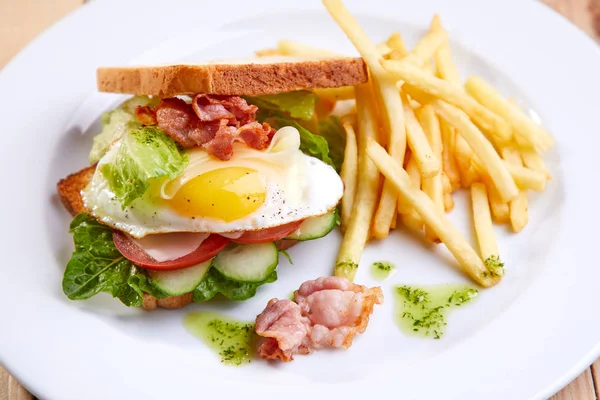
top-left (0, 0), bottom-right (599, 399)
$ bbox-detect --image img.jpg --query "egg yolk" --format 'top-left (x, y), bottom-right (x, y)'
top-left (169, 167), bottom-right (266, 222)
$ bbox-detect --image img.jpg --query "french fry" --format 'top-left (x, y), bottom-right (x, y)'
top-left (433, 101), bottom-right (519, 202)
top-left (519, 147), bottom-right (552, 179)
top-left (387, 32), bottom-right (408, 57)
top-left (381, 60), bottom-right (512, 144)
top-left (402, 27), bottom-right (449, 67)
top-left (402, 83), bottom-right (437, 105)
top-left (376, 42), bottom-right (393, 56)
top-left (431, 17), bottom-right (462, 84)
top-left (417, 105), bottom-right (444, 242)
top-left (403, 96), bottom-right (439, 178)
top-left (314, 86), bottom-right (355, 101)
top-left (444, 191), bottom-right (455, 212)
top-left (430, 18), bottom-right (484, 193)
top-left (484, 178), bottom-right (510, 224)
top-left (276, 40), bottom-right (340, 58)
top-left (323, 0), bottom-right (407, 238)
top-left (335, 84), bottom-right (381, 280)
top-left (465, 76), bottom-right (554, 151)
top-left (401, 154), bottom-right (424, 231)
top-left (502, 147), bottom-right (529, 232)
top-left (440, 118), bottom-right (461, 188)
top-left (367, 140), bottom-right (500, 287)
top-left (471, 183), bottom-right (501, 267)
top-left (340, 120), bottom-right (359, 231)
top-left (504, 162), bottom-right (547, 192)
top-left (390, 210), bottom-right (398, 230)
top-left (454, 135), bottom-right (479, 188)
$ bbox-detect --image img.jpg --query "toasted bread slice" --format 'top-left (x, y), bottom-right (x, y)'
top-left (56, 164), bottom-right (298, 311)
top-left (56, 165), bottom-right (96, 216)
top-left (97, 57), bottom-right (368, 97)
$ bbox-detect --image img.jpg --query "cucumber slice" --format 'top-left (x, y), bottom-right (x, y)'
top-left (147, 259), bottom-right (213, 296)
top-left (286, 212), bottom-right (336, 241)
top-left (213, 242), bottom-right (278, 283)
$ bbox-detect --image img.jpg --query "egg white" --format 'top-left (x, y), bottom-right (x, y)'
top-left (82, 127), bottom-right (343, 238)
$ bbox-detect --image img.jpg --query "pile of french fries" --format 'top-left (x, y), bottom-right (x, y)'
top-left (258, 0), bottom-right (553, 288)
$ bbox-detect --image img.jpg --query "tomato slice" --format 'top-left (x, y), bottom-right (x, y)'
top-left (113, 231), bottom-right (230, 271)
top-left (231, 220), bottom-right (303, 244)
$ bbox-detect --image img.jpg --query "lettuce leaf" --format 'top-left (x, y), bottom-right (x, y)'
top-left (246, 91), bottom-right (316, 121)
top-left (318, 116), bottom-right (346, 171)
top-left (193, 268), bottom-right (277, 302)
top-left (62, 214), bottom-right (167, 307)
top-left (266, 116), bottom-right (334, 169)
top-left (101, 126), bottom-right (188, 208)
top-left (89, 96), bottom-right (157, 164)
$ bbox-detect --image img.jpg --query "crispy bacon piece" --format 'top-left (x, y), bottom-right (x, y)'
top-left (255, 277), bottom-right (383, 361)
top-left (149, 94), bottom-right (272, 160)
top-left (135, 106), bottom-right (157, 125)
top-left (155, 98), bottom-right (205, 148)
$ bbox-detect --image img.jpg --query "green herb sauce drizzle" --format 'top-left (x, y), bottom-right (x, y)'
top-left (370, 261), bottom-right (396, 280)
top-left (184, 312), bottom-right (255, 366)
top-left (394, 284), bottom-right (478, 339)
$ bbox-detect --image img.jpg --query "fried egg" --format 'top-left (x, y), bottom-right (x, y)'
top-left (82, 127), bottom-right (343, 238)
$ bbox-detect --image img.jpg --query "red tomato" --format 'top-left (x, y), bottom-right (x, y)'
top-left (231, 220), bottom-right (303, 244)
top-left (113, 231), bottom-right (230, 271)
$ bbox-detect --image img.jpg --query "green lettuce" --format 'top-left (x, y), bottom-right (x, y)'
top-left (318, 116), bottom-right (346, 171)
top-left (193, 269), bottom-right (277, 302)
top-left (90, 96), bottom-right (158, 164)
top-left (62, 214), bottom-right (167, 307)
top-left (266, 116), bottom-right (334, 169)
top-left (246, 91), bottom-right (316, 121)
top-left (101, 126), bottom-right (188, 208)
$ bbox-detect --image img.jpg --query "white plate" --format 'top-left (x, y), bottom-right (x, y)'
top-left (0, 0), bottom-right (599, 399)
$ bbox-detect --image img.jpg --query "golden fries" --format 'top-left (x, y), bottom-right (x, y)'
top-left (519, 147), bottom-right (552, 179)
top-left (376, 42), bottom-right (393, 56)
top-left (387, 32), bottom-right (408, 57)
top-left (444, 191), bottom-right (455, 212)
top-left (483, 178), bottom-right (510, 224)
top-left (402, 28), bottom-right (448, 67)
top-left (323, 0), bottom-right (407, 239)
top-left (417, 105), bottom-right (444, 242)
top-left (340, 119), bottom-right (358, 231)
top-left (465, 76), bottom-right (554, 151)
top-left (432, 17), bottom-right (461, 84)
top-left (502, 147), bottom-right (529, 232)
top-left (440, 117), bottom-right (460, 189)
top-left (471, 183), bottom-right (501, 268)
top-left (381, 60), bottom-right (512, 144)
top-left (367, 140), bottom-right (500, 287)
top-left (433, 101), bottom-right (519, 202)
top-left (401, 155), bottom-right (424, 231)
top-left (504, 162), bottom-right (547, 192)
top-left (403, 95), bottom-right (439, 178)
top-left (454, 135), bottom-right (479, 188)
top-left (316, 2), bottom-right (552, 288)
top-left (335, 84), bottom-right (381, 280)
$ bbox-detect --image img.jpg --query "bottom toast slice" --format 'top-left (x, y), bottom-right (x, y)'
top-left (56, 164), bottom-right (96, 216)
top-left (56, 165), bottom-right (296, 310)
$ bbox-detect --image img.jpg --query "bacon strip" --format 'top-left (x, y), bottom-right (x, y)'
top-left (255, 277), bottom-right (383, 361)
top-left (136, 94), bottom-right (274, 160)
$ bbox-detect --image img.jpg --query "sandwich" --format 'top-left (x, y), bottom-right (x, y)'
top-left (57, 57), bottom-right (368, 310)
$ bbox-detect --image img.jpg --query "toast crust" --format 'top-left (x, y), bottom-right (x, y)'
top-left (56, 164), bottom-right (96, 216)
top-left (97, 58), bottom-right (368, 97)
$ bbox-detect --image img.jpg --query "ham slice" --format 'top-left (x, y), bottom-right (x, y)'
top-left (255, 277), bottom-right (383, 361)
